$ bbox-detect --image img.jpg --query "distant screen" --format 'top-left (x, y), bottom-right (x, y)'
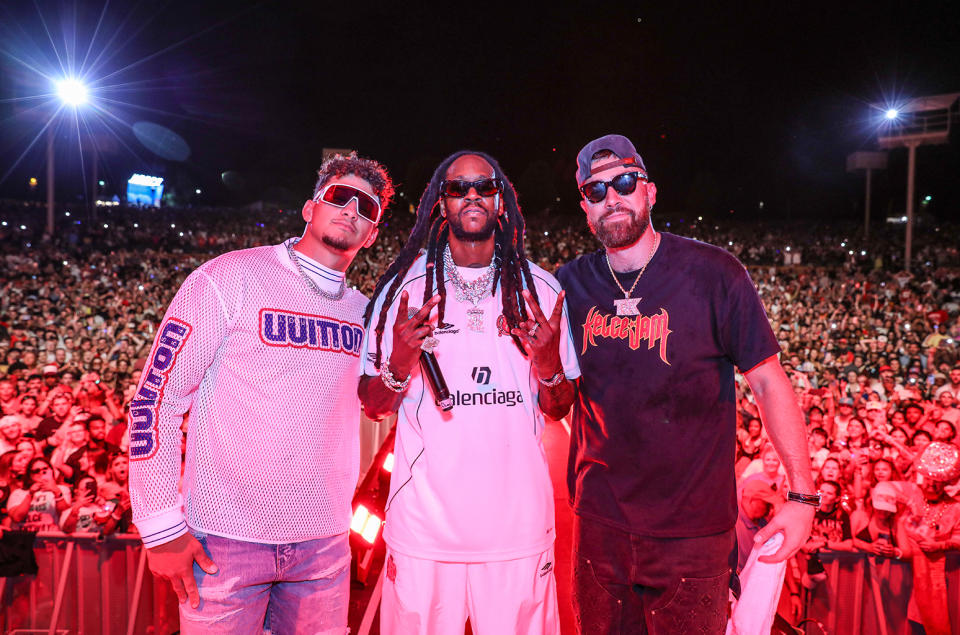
top-left (126, 174), bottom-right (164, 207)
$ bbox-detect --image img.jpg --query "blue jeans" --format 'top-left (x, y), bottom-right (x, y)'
top-left (572, 514), bottom-right (734, 635)
top-left (179, 530), bottom-right (350, 635)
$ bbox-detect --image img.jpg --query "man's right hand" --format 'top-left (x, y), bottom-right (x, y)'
top-left (145, 533), bottom-right (218, 608)
top-left (389, 291), bottom-right (440, 377)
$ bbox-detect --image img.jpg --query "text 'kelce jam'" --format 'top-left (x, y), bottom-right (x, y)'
top-left (129, 318), bottom-right (192, 460)
top-left (258, 308), bottom-right (364, 357)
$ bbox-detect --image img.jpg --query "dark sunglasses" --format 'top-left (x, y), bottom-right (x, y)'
top-left (439, 178), bottom-right (503, 199)
top-left (30, 466), bottom-right (52, 475)
top-left (579, 171), bottom-right (648, 204)
top-left (314, 183), bottom-right (382, 224)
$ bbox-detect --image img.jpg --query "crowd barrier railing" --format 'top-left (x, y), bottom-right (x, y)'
top-left (0, 531), bottom-right (179, 635)
top-left (801, 551), bottom-right (960, 634)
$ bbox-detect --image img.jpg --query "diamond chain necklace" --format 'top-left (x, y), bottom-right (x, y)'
top-left (443, 244), bottom-right (495, 306)
top-left (286, 239), bottom-right (346, 301)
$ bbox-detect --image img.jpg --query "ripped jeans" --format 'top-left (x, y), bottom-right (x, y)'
top-left (572, 514), bottom-right (734, 635)
top-left (179, 530), bottom-right (350, 635)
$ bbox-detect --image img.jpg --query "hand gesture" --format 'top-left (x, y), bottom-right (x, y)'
top-left (389, 291), bottom-right (440, 377)
top-left (145, 533), bottom-right (218, 608)
top-left (872, 541), bottom-right (896, 557)
top-left (511, 289), bottom-right (566, 378)
top-left (916, 538), bottom-right (943, 553)
top-left (754, 501), bottom-right (816, 563)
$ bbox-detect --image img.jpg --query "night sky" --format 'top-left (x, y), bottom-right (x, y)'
top-left (2, 1), bottom-right (959, 221)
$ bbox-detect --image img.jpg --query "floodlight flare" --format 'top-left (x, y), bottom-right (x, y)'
top-left (885, 109), bottom-right (899, 120)
top-left (56, 79), bottom-right (88, 106)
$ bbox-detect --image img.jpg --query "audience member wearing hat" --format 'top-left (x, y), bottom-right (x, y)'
top-left (901, 442), bottom-right (960, 635)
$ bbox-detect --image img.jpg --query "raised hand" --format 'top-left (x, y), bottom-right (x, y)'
top-left (389, 291), bottom-right (440, 377)
top-left (511, 289), bottom-right (566, 378)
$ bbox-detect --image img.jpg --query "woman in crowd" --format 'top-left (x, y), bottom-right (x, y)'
top-left (4, 457), bottom-right (71, 531)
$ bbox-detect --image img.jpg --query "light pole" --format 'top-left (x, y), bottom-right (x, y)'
top-left (846, 151), bottom-right (887, 240)
top-left (46, 78), bottom-right (88, 235)
top-left (874, 93), bottom-right (959, 272)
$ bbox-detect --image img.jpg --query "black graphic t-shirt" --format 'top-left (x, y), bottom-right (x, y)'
top-left (557, 232), bottom-right (780, 537)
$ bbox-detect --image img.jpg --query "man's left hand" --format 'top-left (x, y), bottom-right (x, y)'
top-left (754, 501), bottom-right (816, 563)
top-left (511, 289), bottom-right (565, 378)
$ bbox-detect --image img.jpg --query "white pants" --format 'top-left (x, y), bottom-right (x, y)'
top-left (380, 546), bottom-right (559, 635)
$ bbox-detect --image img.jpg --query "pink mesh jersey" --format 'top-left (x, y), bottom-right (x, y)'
top-left (130, 240), bottom-right (366, 547)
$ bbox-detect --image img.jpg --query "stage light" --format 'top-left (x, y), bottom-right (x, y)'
top-left (885, 109), bottom-right (899, 120)
top-left (350, 505), bottom-right (382, 544)
top-left (56, 78), bottom-right (88, 106)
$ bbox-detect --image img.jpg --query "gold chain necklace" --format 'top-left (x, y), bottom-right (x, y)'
top-left (606, 231), bottom-right (659, 316)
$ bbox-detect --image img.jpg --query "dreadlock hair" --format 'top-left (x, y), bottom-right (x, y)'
top-left (363, 150), bottom-right (540, 369)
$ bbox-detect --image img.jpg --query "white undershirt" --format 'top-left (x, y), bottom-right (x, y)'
top-left (292, 250), bottom-right (345, 294)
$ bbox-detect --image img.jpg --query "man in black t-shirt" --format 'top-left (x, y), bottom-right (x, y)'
top-left (557, 134), bottom-right (817, 634)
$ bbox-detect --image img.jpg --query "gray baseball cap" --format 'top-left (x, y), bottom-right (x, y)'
top-left (576, 134), bottom-right (648, 185)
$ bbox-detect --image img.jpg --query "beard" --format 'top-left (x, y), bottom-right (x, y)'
top-left (322, 233), bottom-right (351, 251)
top-left (448, 210), bottom-right (498, 242)
top-left (587, 202), bottom-right (650, 249)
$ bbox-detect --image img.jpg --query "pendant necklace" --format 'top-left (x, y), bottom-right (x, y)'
top-left (286, 239), bottom-right (346, 301)
top-left (443, 244), bottom-right (495, 333)
top-left (606, 231), bottom-right (660, 316)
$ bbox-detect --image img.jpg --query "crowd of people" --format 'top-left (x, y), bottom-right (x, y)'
top-left (2, 196), bottom-right (960, 626)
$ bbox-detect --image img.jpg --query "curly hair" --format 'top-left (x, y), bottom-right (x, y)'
top-left (363, 150), bottom-right (539, 368)
top-left (313, 152), bottom-right (395, 212)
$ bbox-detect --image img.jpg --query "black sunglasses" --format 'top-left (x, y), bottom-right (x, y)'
top-left (579, 171), bottom-right (649, 204)
top-left (440, 178), bottom-right (503, 199)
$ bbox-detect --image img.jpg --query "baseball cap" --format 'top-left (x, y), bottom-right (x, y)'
top-left (871, 482), bottom-right (898, 512)
top-left (866, 401), bottom-right (885, 411)
top-left (42, 364), bottom-right (58, 376)
top-left (741, 479), bottom-right (782, 507)
top-left (839, 397), bottom-right (854, 407)
top-left (576, 134), bottom-right (648, 185)
top-left (878, 365), bottom-right (893, 373)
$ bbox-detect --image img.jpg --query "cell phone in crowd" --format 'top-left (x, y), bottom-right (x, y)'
top-left (877, 532), bottom-right (891, 542)
top-left (102, 500), bottom-right (117, 514)
top-left (84, 481), bottom-right (97, 497)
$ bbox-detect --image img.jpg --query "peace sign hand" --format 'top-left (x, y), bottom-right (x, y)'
top-left (390, 290), bottom-right (440, 378)
top-left (511, 289), bottom-right (566, 379)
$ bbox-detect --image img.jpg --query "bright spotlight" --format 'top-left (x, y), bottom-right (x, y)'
top-left (885, 108), bottom-right (899, 120)
top-left (56, 79), bottom-right (88, 106)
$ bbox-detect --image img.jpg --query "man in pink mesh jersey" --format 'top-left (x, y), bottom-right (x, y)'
top-left (129, 154), bottom-right (393, 633)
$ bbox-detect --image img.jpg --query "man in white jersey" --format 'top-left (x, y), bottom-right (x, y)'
top-left (129, 153), bottom-right (394, 633)
top-left (359, 151), bottom-right (579, 634)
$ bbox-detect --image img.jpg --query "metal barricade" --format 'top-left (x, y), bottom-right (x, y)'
top-left (0, 532), bottom-right (179, 635)
top-left (802, 552), bottom-right (960, 634)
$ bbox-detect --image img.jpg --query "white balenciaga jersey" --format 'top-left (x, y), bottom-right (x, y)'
top-left (363, 254), bottom-right (580, 562)
top-left (130, 239), bottom-right (366, 547)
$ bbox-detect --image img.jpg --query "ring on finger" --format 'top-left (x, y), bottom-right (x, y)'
top-left (528, 323), bottom-right (539, 337)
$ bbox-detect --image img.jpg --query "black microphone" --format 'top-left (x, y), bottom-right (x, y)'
top-left (409, 308), bottom-right (453, 411)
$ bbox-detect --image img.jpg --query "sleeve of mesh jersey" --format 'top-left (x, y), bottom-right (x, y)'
top-left (128, 266), bottom-right (233, 547)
